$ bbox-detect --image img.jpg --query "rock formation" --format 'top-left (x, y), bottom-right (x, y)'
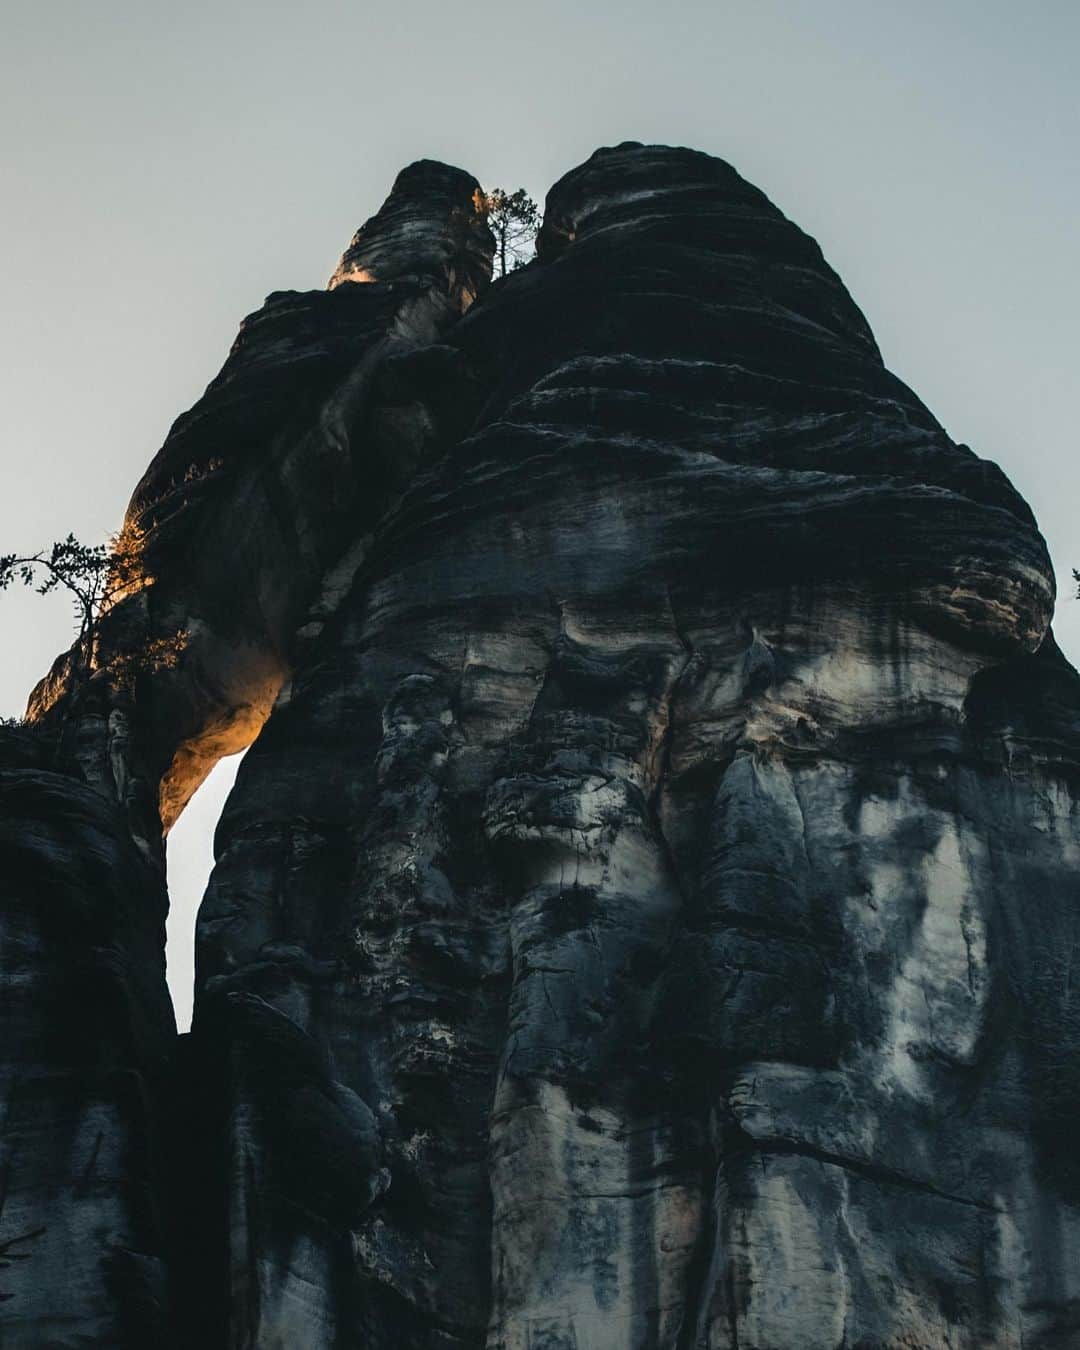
top-left (3, 142), bottom-right (1080, 1349)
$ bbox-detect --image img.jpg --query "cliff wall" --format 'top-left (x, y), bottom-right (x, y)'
top-left (3, 143), bottom-right (1079, 1349)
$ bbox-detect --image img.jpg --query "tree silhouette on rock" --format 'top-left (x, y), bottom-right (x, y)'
top-left (0, 525), bottom-right (186, 718)
top-left (474, 187), bottom-right (540, 278)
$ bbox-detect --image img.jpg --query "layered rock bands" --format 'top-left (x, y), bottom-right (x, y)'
top-left (3, 144), bottom-right (1079, 1349)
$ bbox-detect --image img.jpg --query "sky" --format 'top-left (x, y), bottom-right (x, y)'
top-left (2, 0), bottom-right (1077, 1029)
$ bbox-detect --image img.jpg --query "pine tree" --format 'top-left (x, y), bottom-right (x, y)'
top-left (474, 187), bottom-right (541, 278)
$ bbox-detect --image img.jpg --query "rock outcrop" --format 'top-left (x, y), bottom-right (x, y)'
top-left (26, 158), bottom-right (492, 854)
top-left (0, 725), bottom-right (175, 1346)
top-left (1, 161), bottom-right (492, 1346)
top-left (4, 142), bottom-right (1080, 1349)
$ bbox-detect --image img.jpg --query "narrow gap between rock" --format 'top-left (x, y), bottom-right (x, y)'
top-left (165, 750), bottom-right (245, 1031)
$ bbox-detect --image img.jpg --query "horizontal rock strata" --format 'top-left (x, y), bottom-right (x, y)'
top-left (27, 159), bottom-right (493, 854)
top-left (4, 142), bottom-right (1080, 1349)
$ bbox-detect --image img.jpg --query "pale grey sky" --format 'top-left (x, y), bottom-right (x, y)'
top-left (3, 0), bottom-right (1077, 1029)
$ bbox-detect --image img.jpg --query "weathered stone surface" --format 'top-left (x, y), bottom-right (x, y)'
top-left (329, 158), bottom-right (493, 308)
top-left (5, 142), bottom-right (1080, 1348)
top-left (0, 726), bottom-right (175, 1346)
top-left (1, 160), bottom-right (491, 1348)
top-left (26, 157), bottom-right (492, 854)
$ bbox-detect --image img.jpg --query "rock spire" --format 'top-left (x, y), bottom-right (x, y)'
top-left (3, 144), bottom-right (1079, 1349)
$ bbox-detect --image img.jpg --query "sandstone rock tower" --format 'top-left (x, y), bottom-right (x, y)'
top-left (3, 144), bottom-right (1079, 1349)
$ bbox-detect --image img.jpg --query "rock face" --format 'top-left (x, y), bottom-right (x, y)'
top-left (0, 726), bottom-right (175, 1346)
top-left (1, 160), bottom-right (492, 1349)
top-left (4, 142), bottom-right (1080, 1348)
top-left (26, 157), bottom-right (492, 853)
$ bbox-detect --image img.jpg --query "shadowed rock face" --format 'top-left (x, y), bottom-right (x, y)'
top-left (1, 161), bottom-right (491, 1347)
top-left (5, 143), bottom-right (1080, 1348)
top-left (329, 159), bottom-right (493, 308)
top-left (0, 727), bottom-right (176, 1346)
top-left (26, 158), bottom-right (492, 854)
